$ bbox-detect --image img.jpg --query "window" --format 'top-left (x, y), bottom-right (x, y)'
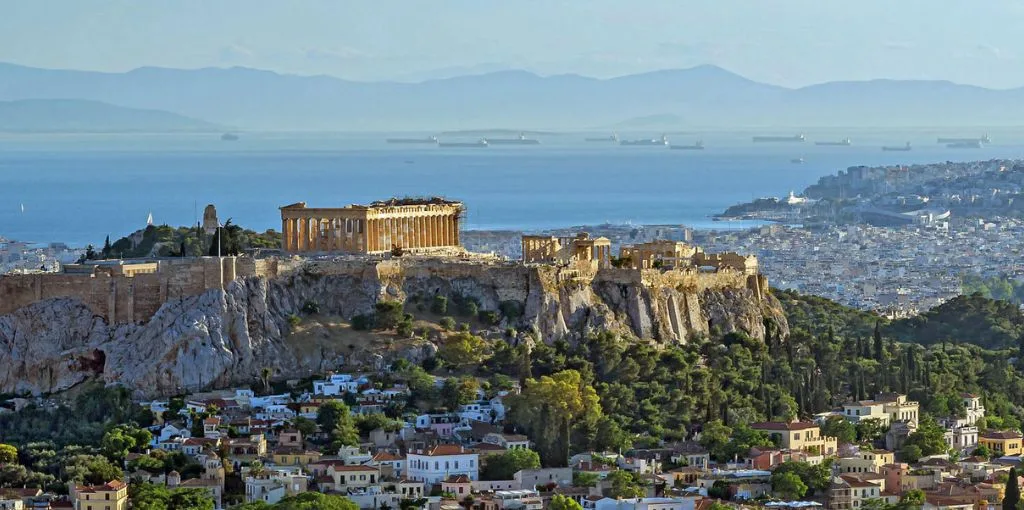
top-left (794, 433), bottom-right (801, 440)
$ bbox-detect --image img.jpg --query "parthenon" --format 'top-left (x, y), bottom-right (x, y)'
top-left (280, 198), bottom-right (464, 254)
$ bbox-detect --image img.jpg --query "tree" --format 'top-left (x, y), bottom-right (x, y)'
top-left (510, 370), bottom-right (602, 466)
top-left (1005, 467), bottom-right (1020, 510)
top-left (481, 449), bottom-right (541, 481)
top-left (607, 470), bottom-right (645, 499)
top-left (594, 416), bottom-right (632, 453)
top-left (64, 454), bottom-right (124, 485)
top-left (274, 492), bottom-right (360, 510)
top-left (317, 401), bottom-right (359, 449)
top-left (573, 472), bottom-right (599, 488)
top-left (900, 445), bottom-right (923, 463)
top-left (772, 471), bottom-right (808, 500)
top-left (699, 420), bottom-right (733, 462)
top-left (102, 236), bottom-right (112, 259)
top-left (439, 332), bottom-right (488, 368)
top-left (903, 416), bottom-right (948, 458)
top-left (856, 418), bottom-right (886, 443)
top-left (292, 416), bottom-right (319, 438)
top-left (441, 377), bottom-right (479, 410)
top-left (132, 483), bottom-right (215, 510)
top-left (550, 494), bottom-right (584, 510)
top-left (820, 416), bottom-right (857, 444)
top-left (900, 489), bottom-right (926, 510)
top-left (0, 444), bottom-right (16, 464)
top-left (260, 367), bottom-right (272, 394)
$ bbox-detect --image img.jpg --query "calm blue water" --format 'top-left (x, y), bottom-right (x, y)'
top-left (1, 131), bottom-right (1022, 246)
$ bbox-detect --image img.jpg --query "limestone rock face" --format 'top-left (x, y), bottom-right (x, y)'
top-left (0, 261), bottom-right (788, 397)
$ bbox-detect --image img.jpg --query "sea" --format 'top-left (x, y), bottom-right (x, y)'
top-left (2, 129), bottom-right (1023, 247)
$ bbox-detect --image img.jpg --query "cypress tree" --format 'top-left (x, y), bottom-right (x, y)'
top-left (101, 235), bottom-right (112, 259)
top-left (1004, 466), bottom-right (1019, 510)
top-left (873, 321), bottom-right (884, 361)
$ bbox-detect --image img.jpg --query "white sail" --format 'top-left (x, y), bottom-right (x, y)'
top-left (146, 212), bottom-right (154, 226)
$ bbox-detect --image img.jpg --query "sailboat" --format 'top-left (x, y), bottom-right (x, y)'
top-left (147, 213), bottom-right (154, 226)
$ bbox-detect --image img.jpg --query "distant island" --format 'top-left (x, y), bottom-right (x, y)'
top-left (0, 98), bottom-right (222, 133)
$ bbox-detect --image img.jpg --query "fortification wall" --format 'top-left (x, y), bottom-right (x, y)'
top-left (0, 256), bottom-right (281, 324)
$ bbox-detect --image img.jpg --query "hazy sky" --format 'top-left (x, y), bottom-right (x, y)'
top-left (3, 0), bottom-right (1024, 88)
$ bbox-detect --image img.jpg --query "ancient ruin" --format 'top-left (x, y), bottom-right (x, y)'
top-left (521, 233), bottom-right (612, 268)
top-left (521, 233), bottom-right (759, 275)
top-left (279, 198), bottom-right (463, 254)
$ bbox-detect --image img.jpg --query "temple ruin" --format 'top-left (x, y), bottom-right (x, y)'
top-left (280, 198), bottom-right (464, 254)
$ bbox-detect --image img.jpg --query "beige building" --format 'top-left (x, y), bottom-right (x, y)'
top-left (842, 393), bottom-right (919, 427)
top-left (280, 198), bottom-right (463, 254)
top-left (521, 233), bottom-right (611, 268)
top-left (750, 421), bottom-right (838, 456)
top-left (838, 450), bottom-right (895, 474)
top-left (73, 480), bottom-right (129, 510)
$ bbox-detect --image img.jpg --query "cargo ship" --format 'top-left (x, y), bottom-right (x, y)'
top-left (437, 139), bottom-right (488, 148)
top-left (815, 138), bottom-right (852, 146)
top-left (947, 140), bottom-right (983, 149)
top-left (937, 134), bottom-right (990, 144)
top-left (670, 141), bottom-right (705, 150)
top-left (791, 158), bottom-right (805, 164)
top-left (753, 134), bottom-right (805, 143)
top-left (621, 135), bottom-right (669, 146)
top-left (387, 135), bottom-right (438, 144)
top-left (585, 133), bottom-right (619, 142)
top-left (221, 133), bottom-right (239, 141)
top-left (484, 133), bottom-right (540, 145)
top-left (882, 142), bottom-right (912, 152)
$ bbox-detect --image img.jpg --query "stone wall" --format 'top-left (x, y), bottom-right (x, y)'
top-left (0, 256), bottom-right (279, 324)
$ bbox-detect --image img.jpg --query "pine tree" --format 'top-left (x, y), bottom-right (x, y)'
top-left (101, 236), bottom-right (112, 259)
top-left (1004, 466), bottom-right (1019, 510)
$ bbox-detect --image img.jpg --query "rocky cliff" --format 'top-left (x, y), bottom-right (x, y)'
top-left (0, 259), bottom-right (788, 397)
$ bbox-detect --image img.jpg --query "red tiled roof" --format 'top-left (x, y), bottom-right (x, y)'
top-left (445, 474), bottom-right (471, 483)
top-left (981, 431), bottom-right (1022, 439)
top-left (419, 444), bottom-right (469, 456)
top-left (76, 480), bottom-right (127, 493)
top-left (749, 421), bottom-right (818, 431)
top-left (372, 451), bottom-right (403, 462)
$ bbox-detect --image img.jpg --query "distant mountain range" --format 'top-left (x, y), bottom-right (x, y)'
top-left (2, 62), bottom-right (1024, 131)
top-left (0, 98), bottom-right (220, 133)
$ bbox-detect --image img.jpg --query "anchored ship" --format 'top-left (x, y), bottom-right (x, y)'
top-left (585, 133), bottom-right (619, 142)
top-left (815, 138), bottom-right (852, 146)
top-left (937, 134), bottom-right (990, 144)
top-left (437, 139), bottom-right (489, 148)
top-left (221, 133), bottom-right (239, 141)
top-left (621, 135), bottom-right (669, 146)
top-left (387, 135), bottom-right (438, 144)
top-left (947, 140), bottom-right (983, 149)
top-left (670, 141), bottom-right (705, 150)
top-left (484, 133), bottom-right (540, 145)
top-left (753, 134), bottom-right (805, 143)
top-left (791, 158), bottom-right (805, 164)
top-left (882, 142), bottom-right (912, 152)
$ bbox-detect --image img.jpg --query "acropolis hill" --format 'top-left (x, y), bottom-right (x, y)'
top-left (0, 199), bottom-right (787, 397)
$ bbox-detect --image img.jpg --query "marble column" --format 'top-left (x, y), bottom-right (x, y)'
top-left (452, 215), bottom-right (460, 247)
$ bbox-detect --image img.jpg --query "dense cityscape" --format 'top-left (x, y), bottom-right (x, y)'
top-left (7, 4), bottom-right (1024, 510)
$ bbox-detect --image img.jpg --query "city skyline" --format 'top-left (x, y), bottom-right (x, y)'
top-left (4, 0), bottom-right (1024, 88)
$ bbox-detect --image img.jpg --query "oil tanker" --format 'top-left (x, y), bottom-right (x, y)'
top-left (753, 134), bottom-right (805, 143)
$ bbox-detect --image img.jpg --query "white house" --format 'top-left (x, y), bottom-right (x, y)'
top-left (157, 423), bottom-right (191, 442)
top-left (313, 374), bottom-right (369, 396)
top-left (406, 445), bottom-right (479, 484)
top-left (245, 478), bottom-right (287, 505)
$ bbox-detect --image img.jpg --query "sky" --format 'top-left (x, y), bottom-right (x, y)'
top-left (3, 0), bottom-right (1024, 88)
